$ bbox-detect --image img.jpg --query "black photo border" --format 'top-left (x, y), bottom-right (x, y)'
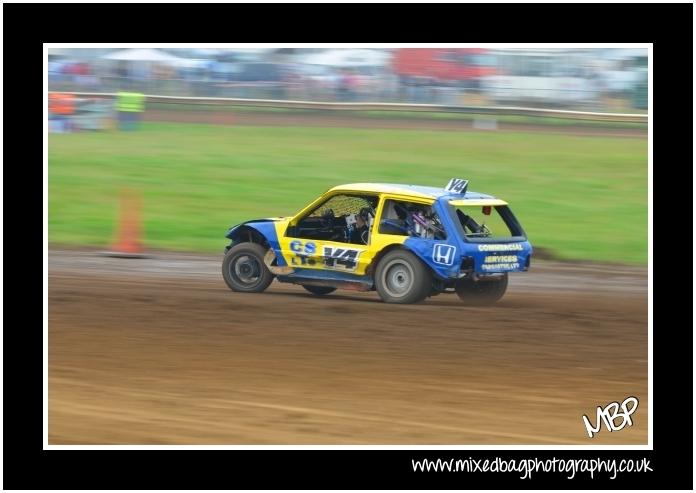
top-left (3, 2), bottom-right (692, 489)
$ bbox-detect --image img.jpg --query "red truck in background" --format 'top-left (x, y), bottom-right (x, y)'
top-left (391, 48), bottom-right (497, 87)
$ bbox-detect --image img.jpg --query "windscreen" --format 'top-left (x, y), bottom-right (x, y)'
top-left (451, 204), bottom-right (524, 241)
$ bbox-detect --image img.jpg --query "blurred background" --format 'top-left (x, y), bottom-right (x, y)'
top-left (48, 47), bottom-right (649, 445)
top-left (48, 47), bottom-right (648, 264)
top-left (48, 47), bottom-right (648, 109)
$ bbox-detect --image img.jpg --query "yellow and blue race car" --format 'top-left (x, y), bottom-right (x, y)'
top-left (222, 179), bottom-right (532, 304)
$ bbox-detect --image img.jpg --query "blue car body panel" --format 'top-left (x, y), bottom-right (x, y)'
top-left (226, 219), bottom-right (288, 266)
top-left (401, 197), bottom-right (532, 280)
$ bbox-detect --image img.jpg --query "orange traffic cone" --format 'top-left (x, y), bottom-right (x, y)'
top-left (107, 189), bottom-right (146, 257)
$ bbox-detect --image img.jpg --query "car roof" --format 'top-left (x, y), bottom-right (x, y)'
top-left (329, 183), bottom-right (496, 201)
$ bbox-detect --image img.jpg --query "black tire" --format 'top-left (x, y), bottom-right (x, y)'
top-left (222, 242), bottom-right (274, 293)
top-left (302, 285), bottom-right (337, 296)
top-left (374, 249), bottom-right (432, 304)
top-left (455, 274), bottom-right (508, 306)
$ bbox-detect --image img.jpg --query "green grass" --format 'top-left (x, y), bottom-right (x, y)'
top-left (49, 122), bottom-right (648, 264)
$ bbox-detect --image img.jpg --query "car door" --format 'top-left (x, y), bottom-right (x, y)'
top-left (279, 193), bottom-right (381, 277)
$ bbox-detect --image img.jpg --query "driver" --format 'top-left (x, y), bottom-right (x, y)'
top-left (349, 207), bottom-right (372, 244)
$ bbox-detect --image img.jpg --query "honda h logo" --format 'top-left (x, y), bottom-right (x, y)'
top-left (433, 244), bottom-right (456, 266)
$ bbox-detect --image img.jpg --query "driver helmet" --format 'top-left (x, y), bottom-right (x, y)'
top-left (358, 207), bottom-right (373, 222)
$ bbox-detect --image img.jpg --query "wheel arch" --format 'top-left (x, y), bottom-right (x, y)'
top-left (367, 243), bottom-right (435, 278)
top-left (225, 224), bottom-right (271, 252)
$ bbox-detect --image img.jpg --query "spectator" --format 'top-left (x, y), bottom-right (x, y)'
top-left (337, 69), bottom-right (351, 101)
top-left (49, 92), bottom-right (76, 133)
top-left (115, 89), bottom-right (145, 131)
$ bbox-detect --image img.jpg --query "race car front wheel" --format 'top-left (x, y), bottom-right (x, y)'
top-left (375, 250), bottom-right (432, 304)
top-left (222, 242), bottom-right (274, 293)
top-left (455, 274), bottom-right (508, 305)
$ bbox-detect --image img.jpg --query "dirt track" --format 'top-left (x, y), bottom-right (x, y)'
top-left (143, 109), bottom-right (647, 138)
top-left (48, 249), bottom-right (648, 445)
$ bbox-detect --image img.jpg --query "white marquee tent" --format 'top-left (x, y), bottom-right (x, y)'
top-left (103, 48), bottom-right (187, 63)
top-left (299, 49), bottom-right (390, 68)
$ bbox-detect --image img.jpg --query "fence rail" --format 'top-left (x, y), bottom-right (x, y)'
top-left (49, 92), bottom-right (648, 123)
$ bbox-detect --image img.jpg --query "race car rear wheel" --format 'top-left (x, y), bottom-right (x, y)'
top-left (375, 250), bottom-right (431, 304)
top-left (222, 242), bottom-right (274, 293)
top-left (302, 285), bottom-right (337, 296)
top-left (455, 274), bottom-right (508, 305)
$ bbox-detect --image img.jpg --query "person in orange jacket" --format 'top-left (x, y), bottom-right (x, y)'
top-left (49, 93), bottom-right (76, 132)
